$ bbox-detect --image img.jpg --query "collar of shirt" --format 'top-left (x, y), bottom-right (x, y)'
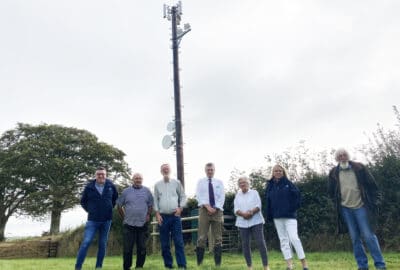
top-left (94, 182), bottom-right (105, 194)
top-left (95, 182), bottom-right (105, 188)
top-left (339, 163), bottom-right (353, 171)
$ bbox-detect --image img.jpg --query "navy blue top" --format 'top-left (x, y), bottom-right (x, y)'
top-left (81, 179), bottom-right (118, 222)
top-left (265, 176), bottom-right (301, 221)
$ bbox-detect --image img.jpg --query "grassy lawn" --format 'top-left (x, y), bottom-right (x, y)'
top-left (0, 251), bottom-right (398, 270)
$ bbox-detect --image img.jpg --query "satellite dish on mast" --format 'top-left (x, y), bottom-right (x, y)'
top-left (162, 135), bottom-right (174, 149)
top-left (167, 122), bottom-right (175, 132)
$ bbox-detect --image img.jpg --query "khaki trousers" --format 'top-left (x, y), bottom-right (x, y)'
top-left (197, 207), bottom-right (223, 248)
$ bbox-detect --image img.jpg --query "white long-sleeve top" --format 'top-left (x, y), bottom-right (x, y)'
top-left (195, 177), bottom-right (225, 210)
top-left (234, 189), bottom-right (265, 228)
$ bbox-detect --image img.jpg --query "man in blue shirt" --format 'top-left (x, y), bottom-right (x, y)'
top-left (117, 173), bottom-right (153, 270)
top-left (75, 167), bottom-right (118, 270)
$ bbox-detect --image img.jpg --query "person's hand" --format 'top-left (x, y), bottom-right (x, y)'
top-left (156, 212), bottom-right (163, 225)
top-left (206, 205), bottom-right (217, 215)
top-left (239, 210), bottom-right (253, 220)
top-left (245, 210), bottom-right (254, 219)
top-left (242, 212), bottom-right (251, 219)
top-left (174, 207), bottom-right (183, 217)
top-left (146, 213), bottom-right (151, 222)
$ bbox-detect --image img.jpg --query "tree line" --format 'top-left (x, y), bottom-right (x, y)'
top-left (1, 107), bottom-right (399, 250)
top-left (111, 107), bottom-right (400, 251)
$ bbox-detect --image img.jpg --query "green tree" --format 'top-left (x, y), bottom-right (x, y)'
top-left (227, 168), bottom-right (246, 193)
top-left (0, 123), bottom-right (130, 236)
top-left (359, 106), bottom-right (400, 249)
top-left (264, 140), bottom-right (335, 181)
top-left (0, 134), bottom-right (40, 241)
top-left (361, 106), bottom-right (400, 162)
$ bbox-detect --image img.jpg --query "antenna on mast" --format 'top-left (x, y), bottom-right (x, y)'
top-left (162, 1), bottom-right (191, 188)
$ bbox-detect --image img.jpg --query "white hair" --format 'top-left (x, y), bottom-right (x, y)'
top-left (334, 148), bottom-right (350, 162)
top-left (237, 176), bottom-right (250, 185)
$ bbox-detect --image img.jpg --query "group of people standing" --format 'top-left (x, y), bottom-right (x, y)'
top-left (74, 148), bottom-right (387, 270)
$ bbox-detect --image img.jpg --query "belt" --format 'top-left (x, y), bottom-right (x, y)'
top-left (160, 213), bottom-right (176, 216)
top-left (201, 206), bottom-right (220, 210)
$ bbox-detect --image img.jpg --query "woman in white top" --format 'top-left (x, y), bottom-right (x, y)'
top-left (234, 176), bottom-right (270, 270)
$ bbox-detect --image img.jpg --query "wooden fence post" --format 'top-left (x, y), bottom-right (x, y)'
top-left (152, 217), bottom-right (157, 254)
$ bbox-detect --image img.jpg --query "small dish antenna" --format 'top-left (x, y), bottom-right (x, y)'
top-left (167, 122), bottom-right (175, 132)
top-left (162, 135), bottom-right (174, 149)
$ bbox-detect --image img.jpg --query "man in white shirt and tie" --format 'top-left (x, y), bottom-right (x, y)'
top-left (195, 162), bottom-right (225, 267)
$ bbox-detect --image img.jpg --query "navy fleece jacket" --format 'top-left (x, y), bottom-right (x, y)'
top-left (265, 177), bottom-right (301, 221)
top-left (80, 179), bottom-right (118, 222)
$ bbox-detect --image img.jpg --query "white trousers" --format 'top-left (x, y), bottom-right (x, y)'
top-left (273, 218), bottom-right (306, 260)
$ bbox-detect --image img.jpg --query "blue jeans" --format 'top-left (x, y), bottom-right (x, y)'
top-left (341, 206), bottom-right (386, 269)
top-left (159, 215), bottom-right (186, 268)
top-left (75, 220), bottom-right (112, 269)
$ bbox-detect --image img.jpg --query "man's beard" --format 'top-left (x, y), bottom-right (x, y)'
top-left (339, 161), bottom-right (350, 169)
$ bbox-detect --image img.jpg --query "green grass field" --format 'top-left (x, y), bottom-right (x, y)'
top-left (0, 252), bottom-right (398, 270)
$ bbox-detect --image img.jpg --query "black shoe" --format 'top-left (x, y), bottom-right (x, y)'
top-left (213, 245), bottom-right (222, 266)
top-left (196, 246), bottom-right (205, 266)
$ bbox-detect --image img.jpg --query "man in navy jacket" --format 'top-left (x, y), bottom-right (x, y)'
top-left (75, 166), bottom-right (118, 270)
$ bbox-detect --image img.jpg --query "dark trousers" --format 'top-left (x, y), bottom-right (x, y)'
top-left (159, 214), bottom-right (186, 268)
top-left (123, 223), bottom-right (148, 270)
top-left (239, 223), bottom-right (268, 267)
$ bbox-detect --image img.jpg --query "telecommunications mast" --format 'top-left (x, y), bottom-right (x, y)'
top-left (163, 1), bottom-right (191, 188)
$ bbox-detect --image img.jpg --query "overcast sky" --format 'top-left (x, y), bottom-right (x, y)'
top-left (1, 0), bottom-right (399, 237)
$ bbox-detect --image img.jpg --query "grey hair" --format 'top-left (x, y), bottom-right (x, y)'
top-left (237, 176), bottom-right (250, 185)
top-left (334, 148), bottom-right (350, 162)
top-left (132, 173), bottom-right (143, 179)
top-left (205, 162), bottom-right (215, 168)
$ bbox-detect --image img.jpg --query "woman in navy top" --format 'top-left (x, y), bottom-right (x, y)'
top-left (265, 164), bottom-right (309, 270)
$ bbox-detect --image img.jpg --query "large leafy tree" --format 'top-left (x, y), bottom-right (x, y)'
top-left (0, 132), bottom-right (40, 241)
top-left (360, 106), bottom-right (400, 249)
top-left (0, 123), bottom-right (130, 237)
